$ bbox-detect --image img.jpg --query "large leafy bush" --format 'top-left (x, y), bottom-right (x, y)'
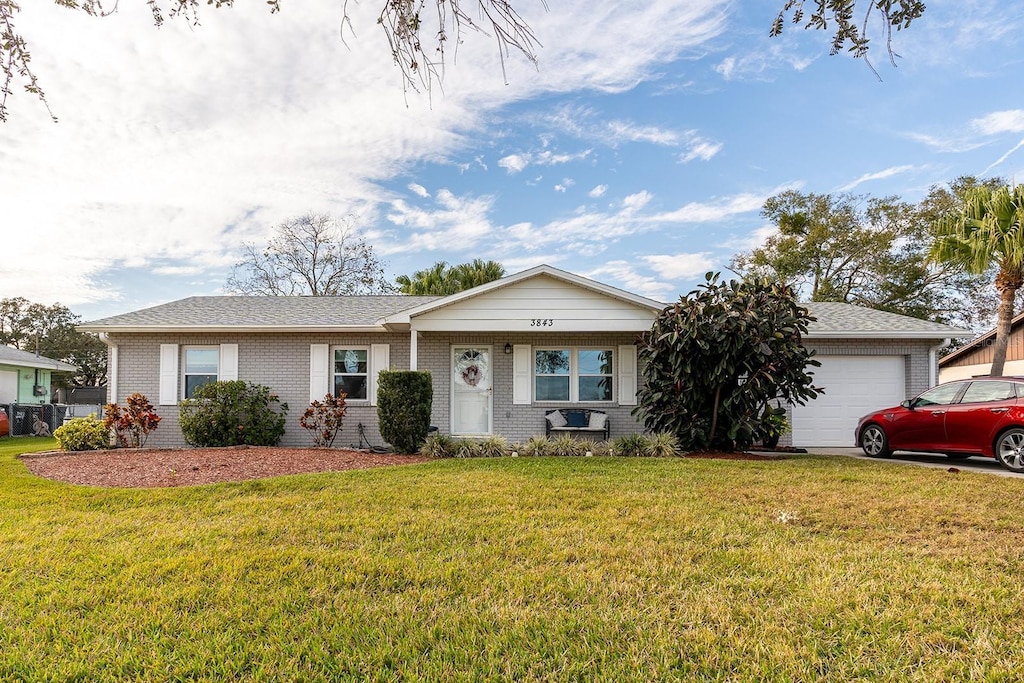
top-left (377, 370), bottom-right (432, 453)
top-left (53, 415), bottom-right (111, 451)
top-left (179, 381), bottom-right (288, 447)
top-left (634, 273), bottom-right (822, 450)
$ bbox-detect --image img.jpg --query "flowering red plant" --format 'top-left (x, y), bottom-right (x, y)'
top-left (103, 393), bottom-right (161, 448)
top-left (299, 393), bottom-right (347, 447)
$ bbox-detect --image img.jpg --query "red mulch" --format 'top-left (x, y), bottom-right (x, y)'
top-left (19, 445), bottom-right (432, 489)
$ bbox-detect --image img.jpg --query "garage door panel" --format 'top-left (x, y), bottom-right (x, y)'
top-left (792, 356), bottom-right (905, 447)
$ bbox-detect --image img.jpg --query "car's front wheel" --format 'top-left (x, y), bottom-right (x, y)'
top-left (995, 428), bottom-right (1024, 473)
top-left (860, 423), bottom-right (892, 458)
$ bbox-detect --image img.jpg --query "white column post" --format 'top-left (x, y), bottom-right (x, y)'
top-left (410, 330), bottom-right (419, 371)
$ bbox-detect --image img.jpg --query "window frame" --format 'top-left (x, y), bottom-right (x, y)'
top-left (331, 346), bottom-right (370, 403)
top-left (182, 345), bottom-right (220, 399)
top-left (533, 346), bottom-right (615, 404)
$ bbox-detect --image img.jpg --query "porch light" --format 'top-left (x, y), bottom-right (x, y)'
top-left (504, 343), bottom-right (513, 355)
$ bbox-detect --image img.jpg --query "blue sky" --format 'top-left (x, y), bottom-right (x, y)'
top-left (2, 1), bottom-right (1023, 322)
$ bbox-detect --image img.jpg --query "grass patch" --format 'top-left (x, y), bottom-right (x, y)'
top-left (1, 439), bottom-right (1023, 680)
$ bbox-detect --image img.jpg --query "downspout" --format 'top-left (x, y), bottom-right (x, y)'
top-left (99, 333), bottom-right (118, 404)
top-left (929, 338), bottom-right (950, 387)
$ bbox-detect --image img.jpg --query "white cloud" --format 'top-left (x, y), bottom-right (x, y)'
top-left (588, 184), bottom-right (608, 198)
top-left (498, 154), bottom-right (530, 173)
top-left (499, 149), bottom-right (590, 174)
top-left (836, 165), bottom-right (919, 192)
top-left (408, 183), bottom-right (430, 198)
top-left (679, 138), bottom-right (723, 163)
top-left (587, 262), bottom-right (674, 300)
top-left (642, 253), bottom-right (715, 279)
top-left (972, 110), bottom-right (1024, 134)
top-left (554, 178), bottom-right (575, 192)
top-left (2, 0), bottom-right (732, 316)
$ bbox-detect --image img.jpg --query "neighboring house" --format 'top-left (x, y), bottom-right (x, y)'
top-left (0, 346), bottom-right (78, 404)
top-left (79, 265), bottom-right (972, 449)
top-left (938, 313), bottom-right (1023, 382)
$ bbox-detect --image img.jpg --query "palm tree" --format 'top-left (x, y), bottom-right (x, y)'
top-left (396, 260), bottom-right (505, 296)
top-left (929, 185), bottom-right (1024, 376)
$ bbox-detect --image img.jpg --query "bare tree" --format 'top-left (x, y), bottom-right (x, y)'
top-left (225, 212), bottom-right (394, 296)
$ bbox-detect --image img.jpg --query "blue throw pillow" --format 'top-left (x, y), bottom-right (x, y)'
top-left (566, 411), bottom-right (588, 428)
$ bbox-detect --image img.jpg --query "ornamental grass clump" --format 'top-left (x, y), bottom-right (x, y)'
top-left (419, 433), bottom-right (457, 458)
top-left (103, 393), bottom-right (161, 448)
top-left (611, 433), bottom-right (654, 457)
top-left (299, 393), bottom-right (347, 447)
top-left (53, 415), bottom-right (111, 451)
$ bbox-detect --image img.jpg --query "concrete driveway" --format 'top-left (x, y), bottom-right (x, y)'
top-left (808, 447), bottom-right (1024, 478)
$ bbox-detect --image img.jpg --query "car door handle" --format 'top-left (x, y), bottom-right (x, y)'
top-left (991, 407), bottom-right (1010, 413)
top-left (931, 410), bottom-right (946, 416)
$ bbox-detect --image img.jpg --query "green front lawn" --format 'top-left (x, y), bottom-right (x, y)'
top-left (1, 438), bottom-right (1022, 681)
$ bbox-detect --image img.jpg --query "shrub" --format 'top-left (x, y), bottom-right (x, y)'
top-left (549, 434), bottom-right (588, 457)
top-left (634, 273), bottom-right (821, 450)
top-left (588, 440), bottom-right (612, 457)
top-left (103, 393), bottom-right (161, 448)
top-left (649, 432), bottom-right (681, 457)
top-left (520, 435), bottom-right (549, 457)
top-left (611, 433), bottom-right (654, 457)
top-left (179, 381), bottom-right (288, 447)
top-left (377, 370), bottom-right (432, 453)
top-left (53, 415), bottom-right (111, 451)
top-left (299, 393), bottom-right (348, 447)
top-left (420, 433), bottom-right (457, 458)
top-left (476, 435), bottom-right (509, 458)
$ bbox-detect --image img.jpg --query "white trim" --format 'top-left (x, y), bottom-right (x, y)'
top-left (219, 344), bottom-right (238, 382)
top-left (617, 344), bottom-right (638, 406)
top-left (158, 343), bottom-right (179, 406)
top-left (533, 346), bottom-right (615, 404)
top-left (512, 344), bottom-right (532, 405)
top-left (108, 344), bottom-right (119, 404)
top-left (369, 344), bottom-right (390, 406)
top-left (309, 344), bottom-right (330, 403)
top-left (410, 331), bottom-right (419, 371)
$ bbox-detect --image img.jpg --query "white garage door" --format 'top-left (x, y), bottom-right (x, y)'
top-left (791, 355), bottom-right (906, 447)
top-left (0, 370), bottom-right (17, 403)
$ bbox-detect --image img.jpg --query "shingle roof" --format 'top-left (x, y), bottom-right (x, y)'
top-left (79, 291), bottom-right (973, 340)
top-left (804, 302), bottom-right (973, 338)
top-left (79, 295), bottom-right (440, 331)
top-left (0, 346), bottom-right (79, 372)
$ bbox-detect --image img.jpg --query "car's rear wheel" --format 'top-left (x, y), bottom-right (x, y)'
top-left (995, 428), bottom-right (1024, 473)
top-left (860, 424), bottom-right (891, 458)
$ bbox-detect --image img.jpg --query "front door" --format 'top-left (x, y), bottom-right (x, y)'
top-left (452, 347), bottom-right (492, 436)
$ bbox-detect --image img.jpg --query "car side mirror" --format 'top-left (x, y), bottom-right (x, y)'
top-left (901, 399), bottom-right (913, 409)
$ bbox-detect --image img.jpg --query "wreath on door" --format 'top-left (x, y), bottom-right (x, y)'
top-left (455, 350), bottom-right (488, 388)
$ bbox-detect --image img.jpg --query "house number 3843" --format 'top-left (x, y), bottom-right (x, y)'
top-left (530, 318), bottom-right (554, 327)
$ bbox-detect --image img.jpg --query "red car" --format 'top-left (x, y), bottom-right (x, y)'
top-left (856, 377), bottom-right (1024, 473)
top-left (0, 409), bottom-right (8, 437)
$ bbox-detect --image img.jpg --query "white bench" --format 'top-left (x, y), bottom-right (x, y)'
top-left (544, 409), bottom-right (610, 440)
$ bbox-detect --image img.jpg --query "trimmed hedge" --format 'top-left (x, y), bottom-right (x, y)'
top-left (377, 371), bottom-right (432, 454)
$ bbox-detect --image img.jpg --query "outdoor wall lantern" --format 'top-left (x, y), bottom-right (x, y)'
top-left (504, 343), bottom-right (513, 355)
